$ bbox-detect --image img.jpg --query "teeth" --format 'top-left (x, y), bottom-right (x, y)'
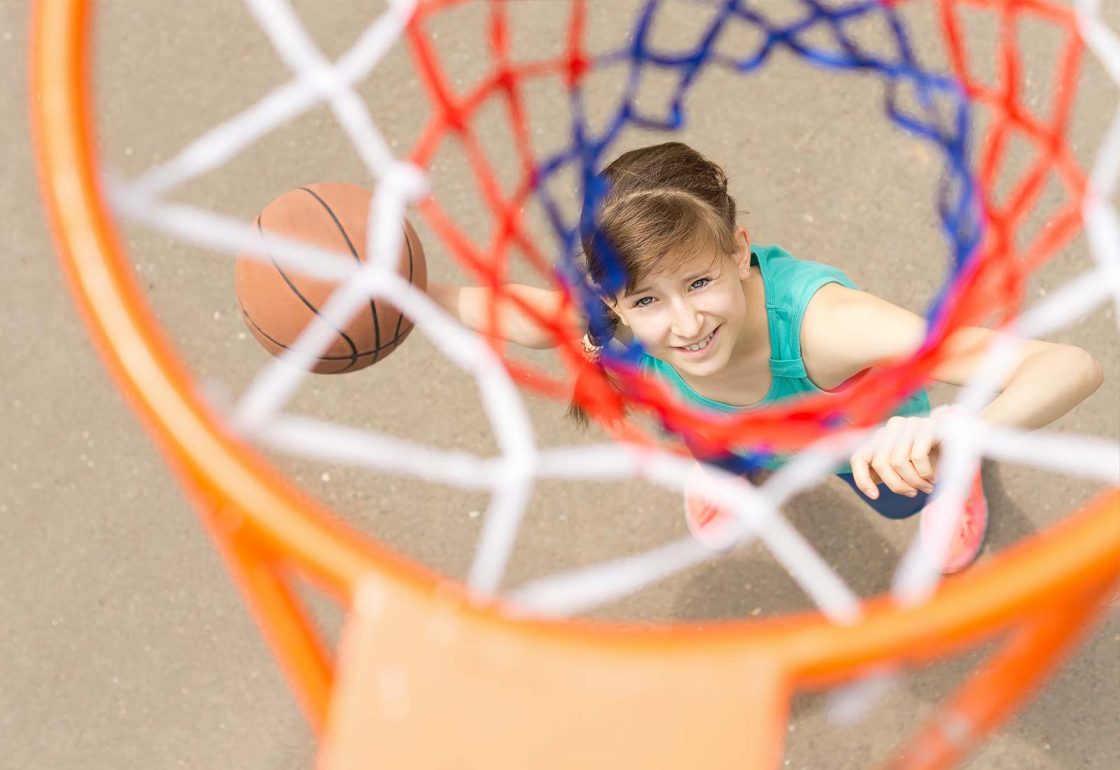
top-left (682, 330), bottom-right (714, 352)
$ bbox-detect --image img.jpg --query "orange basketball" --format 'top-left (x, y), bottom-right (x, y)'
top-left (235, 183), bottom-right (427, 374)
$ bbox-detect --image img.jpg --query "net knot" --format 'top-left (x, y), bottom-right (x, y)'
top-left (383, 161), bottom-right (429, 204)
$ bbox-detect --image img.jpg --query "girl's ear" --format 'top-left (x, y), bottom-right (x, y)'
top-left (735, 226), bottom-right (753, 279)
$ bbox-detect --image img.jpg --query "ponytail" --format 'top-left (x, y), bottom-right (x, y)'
top-left (565, 308), bottom-right (626, 428)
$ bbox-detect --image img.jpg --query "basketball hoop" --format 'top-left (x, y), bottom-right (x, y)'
top-left (29, 1), bottom-right (1120, 767)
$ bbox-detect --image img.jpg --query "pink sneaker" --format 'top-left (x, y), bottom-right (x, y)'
top-left (919, 470), bottom-right (989, 574)
top-left (683, 466), bottom-right (772, 551)
top-left (684, 488), bottom-right (738, 551)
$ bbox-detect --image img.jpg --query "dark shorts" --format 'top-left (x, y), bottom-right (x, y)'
top-left (696, 448), bottom-right (928, 521)
top-left (835, 473), bottom-right (927, 520)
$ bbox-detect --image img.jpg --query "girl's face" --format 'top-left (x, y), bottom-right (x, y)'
top-left (612, 228), bottom-right (753, 378)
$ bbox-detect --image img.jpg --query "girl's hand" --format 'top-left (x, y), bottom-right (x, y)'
top-left (849, 415), bottom-right (941, 500)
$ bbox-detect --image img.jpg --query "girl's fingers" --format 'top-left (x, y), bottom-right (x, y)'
top-left (851, 417), bottom-right (940, 499)
top-left (873, 417), bottom-right (925, 496)
top-left (910, 420), bottom-right (939, 488)
top-left (853, 419), bottom-right (910, 498)
top-left (871, 451), bottom-right (916, 496)
top-left (850, 451), bottom-right (879, 499)
top-left (892, 454), bottom-right (930, 494)
top-left (894, 419), bottom-right (932, 493)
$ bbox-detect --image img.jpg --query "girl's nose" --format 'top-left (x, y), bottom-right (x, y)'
top-left (670, 297), bottom-right (703, 340)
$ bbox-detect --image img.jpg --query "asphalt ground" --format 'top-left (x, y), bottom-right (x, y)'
top-left (4, 1), bottom-right (1118, 768)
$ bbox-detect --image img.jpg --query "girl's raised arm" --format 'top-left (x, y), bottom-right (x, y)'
top-left (802, 283), bottom-right (1103, 429)
top-left (801, 283), bottom-right (1103, 499)
top-left (426, 282), bottom-right (580, 350)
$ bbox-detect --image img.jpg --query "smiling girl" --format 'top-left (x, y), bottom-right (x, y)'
top-left (427, 142), bottom-right (1103, 573)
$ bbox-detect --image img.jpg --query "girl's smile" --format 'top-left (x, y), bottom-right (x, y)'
top-left (673, 323), bottom-right (722, 358)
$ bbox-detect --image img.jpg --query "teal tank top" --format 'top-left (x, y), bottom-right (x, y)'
top-left (639, 244), bottom-right (930, 471)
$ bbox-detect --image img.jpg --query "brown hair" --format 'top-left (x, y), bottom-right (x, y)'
top-left (567, 142), bottom-right (742, 426)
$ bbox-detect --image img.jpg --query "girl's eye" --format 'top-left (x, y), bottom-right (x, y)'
top-left (690, 277), bottom-right (711, 290)
top-left (633, 296), bottom-right (654, 308)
